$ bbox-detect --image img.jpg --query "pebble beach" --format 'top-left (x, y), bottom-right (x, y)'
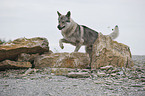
top-left (0, 55), bottom-right (145, 96)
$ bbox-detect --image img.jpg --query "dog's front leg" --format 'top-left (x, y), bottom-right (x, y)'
top-left (59, 39), bottom-right (64, 49)
top-left (74, 45), bottom-right (81, 52)
top-left (74, 39), bottom-right (84, 52)
top-left (59, 38), bottom-right (72, 49)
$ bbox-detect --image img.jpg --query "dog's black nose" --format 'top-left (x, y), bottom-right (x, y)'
top-left (57, 25), bottom-right (65, 30)
top-left (57, 25), bottom-right (61, 30)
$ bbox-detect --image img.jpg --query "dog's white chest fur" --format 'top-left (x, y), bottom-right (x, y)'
top-left (61, 19), bottom-right (78, 43)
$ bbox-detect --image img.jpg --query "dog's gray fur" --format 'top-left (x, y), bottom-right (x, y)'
top-left (57, 11), bottom-right (119, 56)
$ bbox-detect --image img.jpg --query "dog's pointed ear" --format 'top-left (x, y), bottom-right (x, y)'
top-left (66, 11), bottom-right (71, 18)
top-left (57, 11), bottom-right (61, 17)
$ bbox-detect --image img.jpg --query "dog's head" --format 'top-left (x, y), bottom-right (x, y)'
top-left (57, 11), bottom-right (71, 30)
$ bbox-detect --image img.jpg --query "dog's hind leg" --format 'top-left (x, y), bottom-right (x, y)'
top-left (85, 45), bottom-right (93, 68)
top-left (85, 45), bottom-right (93, 58)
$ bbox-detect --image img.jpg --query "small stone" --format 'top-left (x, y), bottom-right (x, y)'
top-left (106, 69), bottom-right (112, 74)
top-left (118, 78), bottom-right (124, 81)
top-left (22, 68), bottom-right (36, 76)
top-left (130, 84), bottom-right (144, 87)
top-left (67, 72), bottom-right (90, 78)
top-left (100, 65), bottom-right (113, 70)
top-left (105, 80), bottom-right (113, 85)
top-left (105, 80), bottom-right (113, 83)
top-left (97, 71), bottom-right (106, 77)
top-left (121, 74), bottom-right (126, 78)
top-left (114, 83), bottom-right (120, 85)
top-left (117, 71), bottom-right (124, 75)
top-left (111, 68), bottom-right (120, 73)
top-left (128, 76), bottom-right (139, 80)
top-left (81, 69), bottom-right (90, 72)
top-left (106, 87), bottom-right (114, 90)
top-left (94, 81), bottom-right (105, 84)
top-left (141, 76), bottom-right (145, 78)
top-left (116, 81), bottom-right (123, 84)
top-left (91, 73), bottom-right (98, 79)
top-left (111, 73), bottom-right (117, 77)
top-left (106, 83), bottom-right (112, 85)
top-left (136, 67), bottom-right (143, 72)
top-left (141, 79), bottom-right (145, 82)
top-left (143, 87), bottom-right (145, 91)
top-left (51, 68), bottom-right (68, 76)
top-left (51, 68), bottom-right (57, 73)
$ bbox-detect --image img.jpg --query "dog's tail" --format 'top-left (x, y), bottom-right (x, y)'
top-left (109, 25), bottom-right (119, 40)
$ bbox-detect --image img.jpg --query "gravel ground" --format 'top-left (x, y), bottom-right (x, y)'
top-left (0, 55), bottom-right (145, 96)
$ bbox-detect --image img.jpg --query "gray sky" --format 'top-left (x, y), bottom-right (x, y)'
top-left (0, 0), bottom-right (145, 55)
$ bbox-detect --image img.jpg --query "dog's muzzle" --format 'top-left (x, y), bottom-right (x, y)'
top-left (57, 25), bottom-right (65, 30)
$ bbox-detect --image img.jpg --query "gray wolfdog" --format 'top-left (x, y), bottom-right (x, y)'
top-left (57, 11), bottom-right (119, 56)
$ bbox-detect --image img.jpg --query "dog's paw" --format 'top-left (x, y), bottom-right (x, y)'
top-left (60, 44), bottom-right (64, 49)
top-left (61, 45), bottom-right (64, 49)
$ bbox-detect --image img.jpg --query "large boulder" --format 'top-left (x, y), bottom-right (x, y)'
top-left (91, 33), bottom-right (134, 69)
top-left (0, 60), bottom-right (32, 71)
top-left (0, 37), bottom-right (49, 61)
top-left (34, 52), bottom-right (90, 69)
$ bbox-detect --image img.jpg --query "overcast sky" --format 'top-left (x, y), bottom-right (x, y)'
top-left (0, 0), bottom-right (145, 55)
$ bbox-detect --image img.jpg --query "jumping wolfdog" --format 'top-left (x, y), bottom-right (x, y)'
top-left (57, 11), bottom-right (119, 56)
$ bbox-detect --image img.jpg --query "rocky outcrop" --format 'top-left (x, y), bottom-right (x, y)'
top-left (0, 37), bottom-right (49, 61)
top-left (0, 60), bottom-right (32, 70)
top-left (91, 33), bottom-right (134, 69)
top-left (0, 35), bottom-right (134, 71)
top-left (34, 52), bottom-right (90, 69)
